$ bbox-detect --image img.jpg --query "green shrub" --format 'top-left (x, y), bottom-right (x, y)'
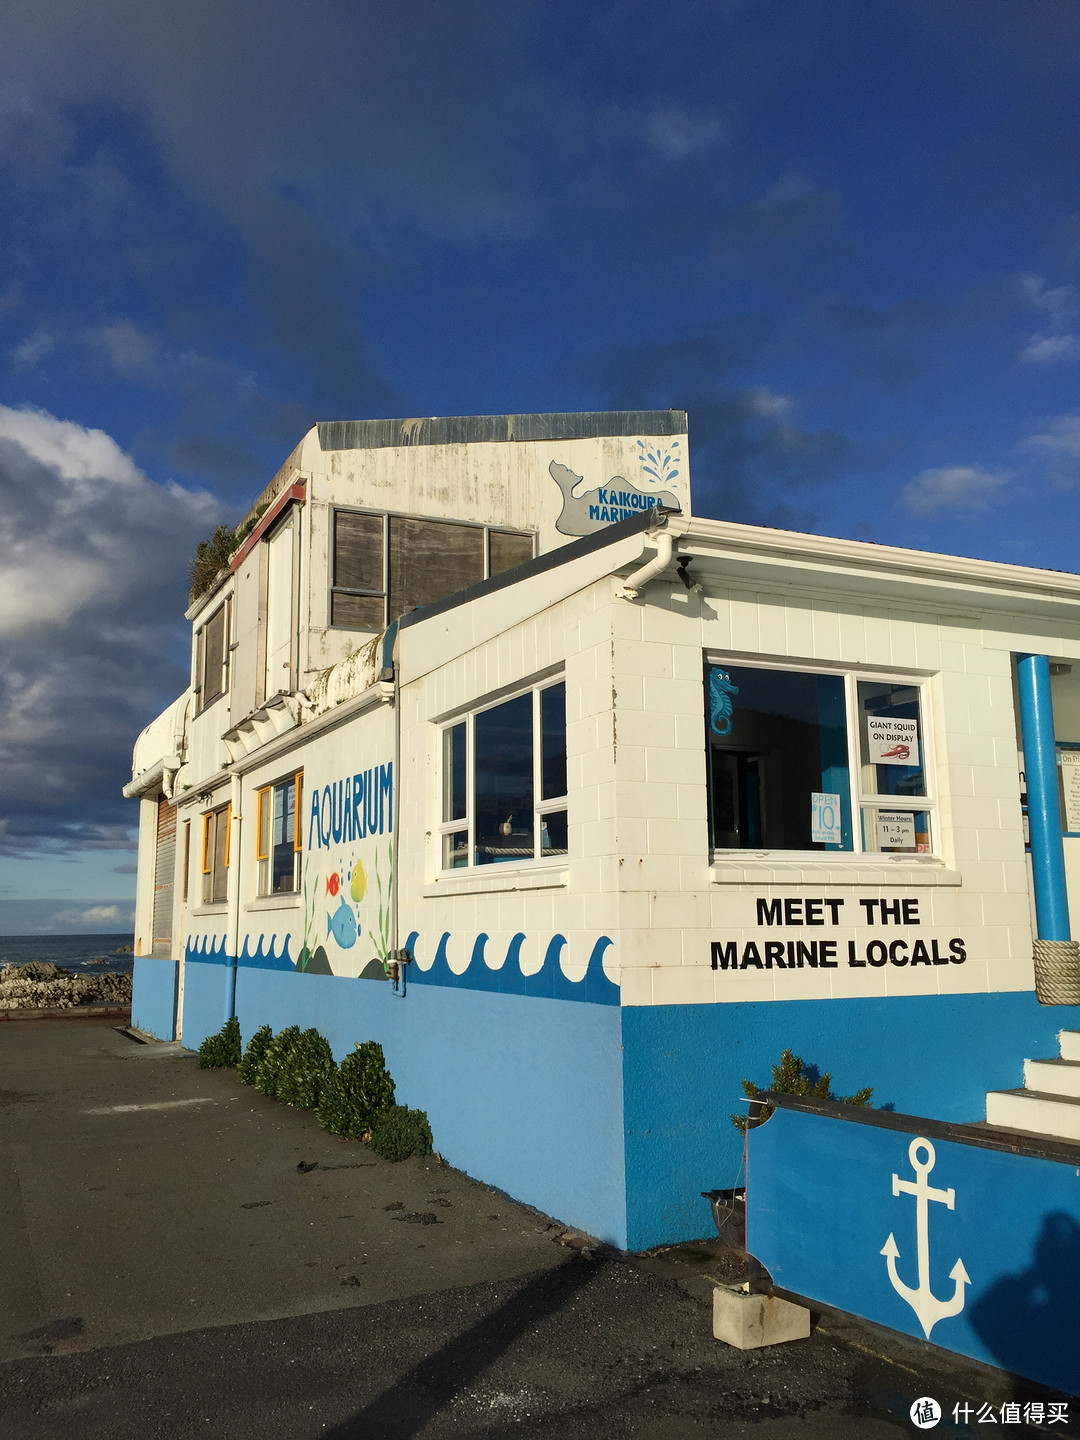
top-left (238, 1024), bottom-right (274, 1085)
top-left (275, 1027), bottom-right (336, 1111)
top-left (254, 1025), bottom-right (302, 1098)
top-left (370, 1105), bottom-right (434, 1162)
top-left (317, 1040), bottom-right (396, 1138)
top-left (732, 1048), bottom-right (872, 1133)
top-left (198, 1015), bottom-right (241, 1069)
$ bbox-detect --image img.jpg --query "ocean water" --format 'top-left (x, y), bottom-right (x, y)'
top-left (0, 933), bottom-right (135, 978)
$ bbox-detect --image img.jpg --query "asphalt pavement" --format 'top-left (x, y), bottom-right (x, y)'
top-left (0, 1018), bottom-right (1071, 1439)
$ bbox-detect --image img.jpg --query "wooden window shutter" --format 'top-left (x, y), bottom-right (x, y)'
top-left (489, 530), bottom-right (534, 577)
top-left (334, 511), bottom-right (384, 592)
top-left (387, 516), bottom-right (484, 619)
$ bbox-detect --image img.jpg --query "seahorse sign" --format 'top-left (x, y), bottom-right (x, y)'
top-left (709, 667), bottom-right (739, 736)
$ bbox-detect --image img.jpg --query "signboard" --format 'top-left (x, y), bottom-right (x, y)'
top-left (1058, 747), bottom-right (1080, 833)
top-left (868, 716), bottom-right (919, 766)
top-left (747, 1102), bottom-right (1080, 1398)
top-left (811, 792), bottom-right (842, 845)
top-left (877, 810), bottom-right (916, 850)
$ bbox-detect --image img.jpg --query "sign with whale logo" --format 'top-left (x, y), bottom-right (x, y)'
top-left (550, 438), bottom-right (686, 536)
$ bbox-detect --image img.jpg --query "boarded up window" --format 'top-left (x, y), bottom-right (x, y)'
top-left (200, 604), bottom-right (228, 709)
top-left (152, 798), bottom-right (176, 957)
top-left (201, 804), bottom-right (230, 905)
top-left (388, 517), bottom-right (484, 619)
top-left (331, 511), bottom-right (385, 630)
top-left (331, 591), bottom-right (386, 629)
top-left (489, 530), bottom-right (534, 576)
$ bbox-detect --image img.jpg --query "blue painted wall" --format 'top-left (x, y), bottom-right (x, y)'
top-left (233, 967), bottom-right (629, 1248)
top-left (131, 957), bottom-right (178, 1040)
top-left (621, 992), bottom-right (1080, 1252)
top-left (180, 957), bottom-right (236, 1048)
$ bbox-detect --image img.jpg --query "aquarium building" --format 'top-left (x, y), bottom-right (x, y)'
top-left (125, 410), bottom-right (1080, 1251)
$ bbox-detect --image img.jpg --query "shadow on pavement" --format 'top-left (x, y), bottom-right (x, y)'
top-left (324, 1256), bottom-right (601, 1439)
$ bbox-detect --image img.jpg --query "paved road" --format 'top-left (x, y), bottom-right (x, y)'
top-left (0, 1019), bottom-right (1068, 1438)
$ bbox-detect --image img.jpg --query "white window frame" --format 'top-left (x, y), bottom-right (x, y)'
top-left (438, 678), bottom-right (568, 872)
top-left (705, 656), bottom-right (937, 860)
top-left (256, 772), bottom-right (303, 896)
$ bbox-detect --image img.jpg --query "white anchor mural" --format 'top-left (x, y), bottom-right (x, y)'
top-left (881, 1137), bottom-right (971, 1338)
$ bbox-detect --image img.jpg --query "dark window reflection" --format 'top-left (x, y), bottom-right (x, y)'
top-left (475, 694), bottom-right (534, 864)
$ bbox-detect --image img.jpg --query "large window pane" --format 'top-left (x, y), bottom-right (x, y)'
top-left (706, 665), bottom-right (852, 851)
top-left (857, 681), bottom-right (926, 798)
top-left (442, 723), bottom-right (466, 822)
top-left (474, 694), bottom-right (534, 864)
top-left (271, 779), bottom-right (297, 892)
top-left (540, 682), bottom-right (567, 800)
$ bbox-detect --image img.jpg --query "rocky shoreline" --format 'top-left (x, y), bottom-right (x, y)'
top-left (0, 961), bottom-right (133, 1010)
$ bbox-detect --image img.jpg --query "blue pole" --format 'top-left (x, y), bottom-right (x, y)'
top-left (1017, 653), bottom-right (1070, 941)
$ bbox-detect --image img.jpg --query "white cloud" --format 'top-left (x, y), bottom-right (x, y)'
top-left (902, 465), bottom-right (1008, 514)
top-left (11, 328), bottom-right (55, 370)
top-left (0, 405), bottom-right (228, 855)
top-left (1018, 273), bottom-right (1080, 364)
top-left (1021, 412), bottom-right (1080, 486)
top-left (646, 106), bottom-right (727, 160)
top-left (51, 903), bottom-right (129, 926)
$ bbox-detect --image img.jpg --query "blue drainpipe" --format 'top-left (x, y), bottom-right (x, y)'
top-left (1017, 653), bottom-right (1070, 941)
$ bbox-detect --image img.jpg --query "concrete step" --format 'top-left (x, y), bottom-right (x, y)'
top-left (1023, 1057), bottom-right (1080, 1099)
top-left (985, 1088), bottom-right (1080, 1143)
top-left (1059, 1031), bottom-right (1080, 1062)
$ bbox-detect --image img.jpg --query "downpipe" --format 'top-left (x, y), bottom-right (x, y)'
top-left (617, 524), bottom-right (674, 599)
top-left (381, 622), bottom-right (410, 997)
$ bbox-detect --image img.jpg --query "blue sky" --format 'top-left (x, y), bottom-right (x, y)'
top-left (1, 0), bottom-right (1079, 932)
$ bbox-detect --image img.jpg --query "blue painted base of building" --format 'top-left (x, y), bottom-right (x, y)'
top-left (162, 957), bottom-right (1080, 1252)
top-left (131, 957), bottom-right (179, 1040)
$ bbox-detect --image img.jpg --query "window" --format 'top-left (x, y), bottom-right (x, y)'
top-left (331, 510), bottom-right (534, 631)
top-left (256, 773), bottom-right (303, 894)
top-left (705, 662), bottom-right (933, 856)
top-left (439, 680), bottom-right (567, 869)
top-left (195, 599), bottom-right (231, 712)
top-left (201, 803), bottom-right (231, 904)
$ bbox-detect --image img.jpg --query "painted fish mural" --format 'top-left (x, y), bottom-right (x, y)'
top-left (350, 859), bottom-right (366, 903)
top-left (327, 896), bottom-right (358, 949)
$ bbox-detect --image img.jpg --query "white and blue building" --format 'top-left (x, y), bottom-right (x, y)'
top-left (126, 410), bottom-right (1080, 1251)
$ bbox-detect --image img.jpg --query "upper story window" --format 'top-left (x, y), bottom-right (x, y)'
top-left (439, 680), bottom-right (567, 870)
top-left (256, 772), bottom-right (302, 895)
top-left (195, 598), bottom-right (231, 712)
top-left (331, 510), bottom-right (534, 631)
top-left (706, 661), bottom-right (933, 856)
top-left (201, 802), bottom-right (231, 904)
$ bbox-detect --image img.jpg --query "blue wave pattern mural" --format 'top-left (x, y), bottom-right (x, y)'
top-left (240, 933), bottom-right (294, 971)
top-left (402, 931), bottom-right (619, 1005)
top-left (185, 934), bottom-right (229, 965)
top-left (184, 933), bottom-right (294, 971)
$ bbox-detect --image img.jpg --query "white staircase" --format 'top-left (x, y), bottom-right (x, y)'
top-left (985, 1030), bottom-right (1080, 1142)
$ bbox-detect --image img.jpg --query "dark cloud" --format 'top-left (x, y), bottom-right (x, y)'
top-left (592, 329), bottom-right (852, 530)
top-left (0, 407), bottom-right (225, 857)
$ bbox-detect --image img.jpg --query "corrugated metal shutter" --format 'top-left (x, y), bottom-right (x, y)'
top-left (152, 798), bottom-right (176, 958)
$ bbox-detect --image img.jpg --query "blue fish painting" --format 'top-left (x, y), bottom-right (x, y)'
top-left (327, 897), bottom-right (358, 949)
